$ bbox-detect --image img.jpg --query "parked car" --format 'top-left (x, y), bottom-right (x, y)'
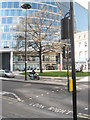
top-left (0, 69), bottom-right (15, 78)
top-left (4, 70), bottom-right (15, 78)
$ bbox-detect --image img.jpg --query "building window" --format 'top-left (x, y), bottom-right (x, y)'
top-left (0, 10), bottom-right (4, 16)
top-left (8, 2), bottom-right (13, 8)
top-left (84, 34), bottom-right (86, 38)
top-left (2, 2), bottom-right (7, 8)
top-left (85, 51), bottom-right (87, 58)
top-left (79, 51), bottom-right (82, 58)
top-left (5, 10), bottom-right (9, 16)
top-left (84, 41), bottom-right (87, 47)
top-left (79, 42), bottom-right (81, 47)
top-left (2, 18), bottom-right (6, 24)
top-left (4, 25), bottom-right (9, 32)
top-left (7, 17), bottom-right (12, 24)
top-left (1, 33), bottom-right (6, 40)
top-left (14, 2), bottom-right (19, 8)
top-left (79, 35), bottom-right (81, 39)
top-left (32, 3), bottom-right (37, 9)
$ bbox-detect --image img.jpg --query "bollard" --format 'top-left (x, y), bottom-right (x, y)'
top-left (69, 78), bottom-right (73, 92)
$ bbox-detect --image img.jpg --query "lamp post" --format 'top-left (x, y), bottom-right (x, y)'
top-left (21, 3), bottom-right (31, 80)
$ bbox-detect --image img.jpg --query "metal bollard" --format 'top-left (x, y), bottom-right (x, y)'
top-left (69, 78), bottom-right (73, 92)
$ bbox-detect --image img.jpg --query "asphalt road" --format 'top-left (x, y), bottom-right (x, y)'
top-left (1, 80), bottom-right (89, 119)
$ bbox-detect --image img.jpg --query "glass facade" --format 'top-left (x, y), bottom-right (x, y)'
top-left (0, 1), bottom-right (63, 49)
top-left (0, 1), bottom-right (88, 71)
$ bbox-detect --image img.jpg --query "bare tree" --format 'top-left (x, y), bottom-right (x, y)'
top-left (14, 6), bottom-right (62, 73)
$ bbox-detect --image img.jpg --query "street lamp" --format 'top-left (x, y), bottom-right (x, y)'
top-left (21, 3), bottom-right (31, 80)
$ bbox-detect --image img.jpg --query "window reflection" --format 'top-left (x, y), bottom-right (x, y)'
top-left (2, 2), bottom-right (7, 8)
top-left (4, 25), bottom-right (9, 32)
top-left (8, 2), bottom-right (13, 8)
top-left (1, 33), bottom-right (6, 40)
top-left (5, 10), bottom-right (9, 16)
top-left (2, 18), bottom-right (6, 24)
top-left (14, 2), bottom-right (19, 8)
top-left (7, 17), bottom-right (12, 24)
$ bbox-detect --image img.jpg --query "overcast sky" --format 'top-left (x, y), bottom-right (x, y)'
top-left (75, 0), bottom-right (90, 9)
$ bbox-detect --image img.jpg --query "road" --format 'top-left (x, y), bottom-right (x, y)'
top-left (1, 80), bottom-right (89, 119)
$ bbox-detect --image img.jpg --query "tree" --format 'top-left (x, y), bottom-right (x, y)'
top-left (13, 5), bottom-right (62, 73)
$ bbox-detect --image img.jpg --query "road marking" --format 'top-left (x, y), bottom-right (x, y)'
top-left (83, 114), bottom-right (89, 116)
top-left (36, 96), bottom-right (39, 98)
top-left (85, 108), bottom-right (88, 110)
top-left (47, 92), bottom-right (49, 94)
top-left (41, 94), bottom-right (43, 96)
top-left (57, 90), bottom-right (59, 91)
top-left (2, 91), bottom-right (22, 102)
top-left (78, 113), bottom-right (90, 119)
top-left (2, 96), bottom-right (19, 103)
top-left (61, 110), bottom-right (66, 113)
top-left (29, 98), bottom-right (32, 100)
top-left (66, 111), bottom-right (73, 115)
top-left (8, 102), bottom-right (13, 104)
top-left (29, 103), bottom-right (33, 106)
top-left (52, 91), bottom-right (54, 93)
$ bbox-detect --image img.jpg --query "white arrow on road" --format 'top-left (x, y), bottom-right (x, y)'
top-left (0, 91), bottom-right (22, 102)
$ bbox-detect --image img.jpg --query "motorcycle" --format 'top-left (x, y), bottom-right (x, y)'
top-left (28, 72), bottom-right (40, 80)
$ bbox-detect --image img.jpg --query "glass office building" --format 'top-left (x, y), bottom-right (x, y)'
top-left (0, 0), bottom-right (88, 71)
top-left (0, 1), bottom-right (62, 49)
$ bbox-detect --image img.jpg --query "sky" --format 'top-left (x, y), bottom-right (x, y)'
top-left (75, 0), bottom-right (90, 9)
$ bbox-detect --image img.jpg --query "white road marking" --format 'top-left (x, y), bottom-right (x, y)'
top-left (83, 114), bottom-right (88, 116)
top-left (47, 92), bottom-right (49, 94)
top-left (57, 90), bottom-right (59, 91)
top-left (8, 102), bottom-right (13, 104)
top-left (85, 108), bottom-right (88, 110)
top-left (41, 94), bottom-right (43, 96)
top-left (36, 96), bottom-right (39, 98)
top-left (61, 110), bottom-right (66, 113)
top-left (78, 113), bottom-right (82, 115)
top-left (1, 91), bottom-right (22, 102)
top-left (29, 103), bottom-right (33, 106)
top-left (29, 98), bottom-right (32, 100)
top-left (52, 91), bottom-right (54, 93)
top-left (66, 110), bottom-right (73, 115)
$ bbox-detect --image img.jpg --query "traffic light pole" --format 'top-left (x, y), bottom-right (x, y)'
top-left (70, 1), bottom-right (77, 120)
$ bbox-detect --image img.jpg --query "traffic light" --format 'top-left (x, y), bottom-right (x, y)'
top-left (62, 46), bottom-right (66, 58)
top-left (61, 17), bottom-right (70, 39)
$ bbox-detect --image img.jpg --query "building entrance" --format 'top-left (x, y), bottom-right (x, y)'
top-left (2, 53), bottom-right (10, 70)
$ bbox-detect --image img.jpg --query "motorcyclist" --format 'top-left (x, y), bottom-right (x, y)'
top-left (29, 68), bottom-right (39, 80)
top-left (32, 68), bottom-right (37, 78)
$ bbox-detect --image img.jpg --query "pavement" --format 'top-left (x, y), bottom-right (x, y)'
top-left (0, 72), bottom-right (89, 86)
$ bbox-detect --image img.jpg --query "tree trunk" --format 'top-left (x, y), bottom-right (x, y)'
top-left (39, 42), bottom-right (42, 73)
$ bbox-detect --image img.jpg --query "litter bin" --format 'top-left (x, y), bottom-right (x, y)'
top-left (69, 78), bottom-right (73, 92)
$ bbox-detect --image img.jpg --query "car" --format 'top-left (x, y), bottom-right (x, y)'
top-left (4, 70), bottom-right (15, 78)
